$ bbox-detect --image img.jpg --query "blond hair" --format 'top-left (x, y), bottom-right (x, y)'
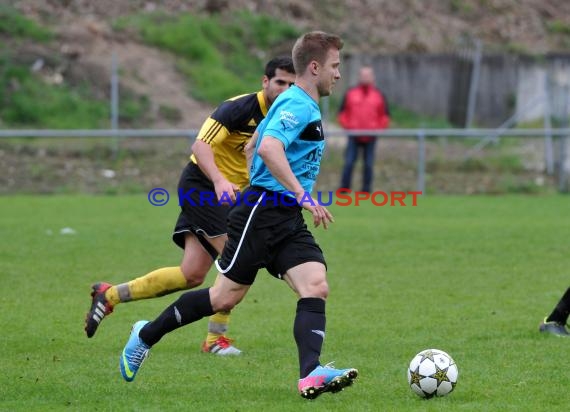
top-left (292, 31), bottom-right (343, 75)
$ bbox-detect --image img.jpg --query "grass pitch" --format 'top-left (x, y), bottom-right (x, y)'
top-left (0, 194), bottom-right (568, 411)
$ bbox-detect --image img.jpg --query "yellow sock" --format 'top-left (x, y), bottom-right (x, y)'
top-left (105, 267), bottom-right (187, 305)
top-left (206, 311), bottom-right (232, 346)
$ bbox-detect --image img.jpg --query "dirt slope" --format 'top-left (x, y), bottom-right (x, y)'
top-left (59, 18), bottom-right (213, 129)
top-left (11, 0), bottom-right (570, 128)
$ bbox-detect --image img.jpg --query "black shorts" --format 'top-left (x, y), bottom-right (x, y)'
top-left (172, 162), bottom-right (230, 260)
top-left (215, 186), bottom-right (326, 285)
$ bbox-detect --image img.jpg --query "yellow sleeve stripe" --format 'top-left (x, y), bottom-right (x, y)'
top-left (197, 118), bottom-right (224, 145)
top-left (203, 121), bottom-right (223, 144)
top-left (257, 91), bottom-right (268, 116)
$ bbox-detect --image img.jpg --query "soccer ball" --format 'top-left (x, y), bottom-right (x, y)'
top-left (407, 348), bottom-right (458, 398)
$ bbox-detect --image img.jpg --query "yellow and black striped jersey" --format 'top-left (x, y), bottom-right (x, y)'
top-left (190, 91), bottom-right (268, 190)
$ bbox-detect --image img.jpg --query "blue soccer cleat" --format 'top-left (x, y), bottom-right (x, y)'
top-left (298, 362), bottom-right (358, 399)
top-left (120, 320), bottom-right (151, 382)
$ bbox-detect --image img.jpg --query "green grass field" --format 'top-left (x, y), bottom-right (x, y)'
top-left (1, 194), bottom-right (569, 411)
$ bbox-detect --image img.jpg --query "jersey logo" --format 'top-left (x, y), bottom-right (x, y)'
top-left (305, 147), bottom-right (323, 162)
top-left (279, 110), bottom-right (299, 130)
top-left (248, 119), bottom-right (257, 127)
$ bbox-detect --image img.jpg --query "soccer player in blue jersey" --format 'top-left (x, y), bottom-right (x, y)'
top-left (119, 31), bottom-right (358, 399)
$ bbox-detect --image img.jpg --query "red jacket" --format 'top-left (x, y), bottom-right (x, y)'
top-left (338, 84), bottom-right (390, 143)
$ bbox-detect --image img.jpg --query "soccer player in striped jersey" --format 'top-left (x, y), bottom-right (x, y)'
top-left (85, 57), bottom-right (295, 355)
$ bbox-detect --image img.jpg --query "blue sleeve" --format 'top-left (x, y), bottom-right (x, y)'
top-left (262, 100), bottom-right (308, 149)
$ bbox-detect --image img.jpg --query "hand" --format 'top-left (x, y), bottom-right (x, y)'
top-left (296, 192), bottom-right (334, 229)
top-left (213, 178), bottom-right (240, 205)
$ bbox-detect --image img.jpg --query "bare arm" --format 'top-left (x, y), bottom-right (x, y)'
top-left (245, 130), bottom-right (259, 173)
top-left (191, 139), bottom-right (239, 203)
top-left (257, 136), bottom-right (333, 228)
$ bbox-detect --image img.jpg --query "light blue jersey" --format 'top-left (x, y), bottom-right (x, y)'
top-left (250, 85), bottom-right (325, 195)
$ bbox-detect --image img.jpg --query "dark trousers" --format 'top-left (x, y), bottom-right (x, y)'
top-left (340, 137), bottom-right (377, 192)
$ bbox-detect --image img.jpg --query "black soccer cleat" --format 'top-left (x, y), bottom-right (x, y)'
top-left (539, 317), bottom-right (570, 337)
top-left (84, 282), bottom-right (114, 338)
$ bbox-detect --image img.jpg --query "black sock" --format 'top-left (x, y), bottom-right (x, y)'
top-left (546, 287), bottom-right (570, 324)
top-left (139, 288), bottom-right (214, 347)
top-left (294, 297), bottom-right (326, 379)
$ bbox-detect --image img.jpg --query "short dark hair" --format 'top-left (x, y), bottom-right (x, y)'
top-left (265, 56), bottom-right (295, 79)
top-left (292, 31), bottom-right (343, 75)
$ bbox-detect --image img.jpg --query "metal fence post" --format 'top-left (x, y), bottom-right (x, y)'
top-left (544, 72), bottom-right (554, 175)
top-left (559, 134), bottom-right (569, 192)
top-left (417, 130), bottom-right (426, 194)
top-left (111, 52), bottom-right (119, 157)
top-left (465, 39), bottom-right (482, 129)
top-left (557, 85), bottom-right (569, 193)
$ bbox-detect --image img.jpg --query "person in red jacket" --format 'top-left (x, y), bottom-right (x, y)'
top-left (338, 65), bottom-right (390, 192)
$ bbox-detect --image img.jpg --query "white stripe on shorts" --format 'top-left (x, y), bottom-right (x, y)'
top-left (215, 192), bottom-right (266, 274)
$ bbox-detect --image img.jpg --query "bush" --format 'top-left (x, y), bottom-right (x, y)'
top-left (0, 55), bottom-right (109, 128)
top-left (0, 5), bottom-right (52, 41)
top-left (114, 10), bottom-right (300, 104)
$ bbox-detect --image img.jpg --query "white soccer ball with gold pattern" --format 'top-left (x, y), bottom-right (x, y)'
top-left (407, 348), bottom-right (458, 398)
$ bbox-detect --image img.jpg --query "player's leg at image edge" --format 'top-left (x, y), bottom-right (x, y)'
top-left (539, 317), bottom-right (569, 337)
top-left (539, 287), bottom-right (570, 337)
